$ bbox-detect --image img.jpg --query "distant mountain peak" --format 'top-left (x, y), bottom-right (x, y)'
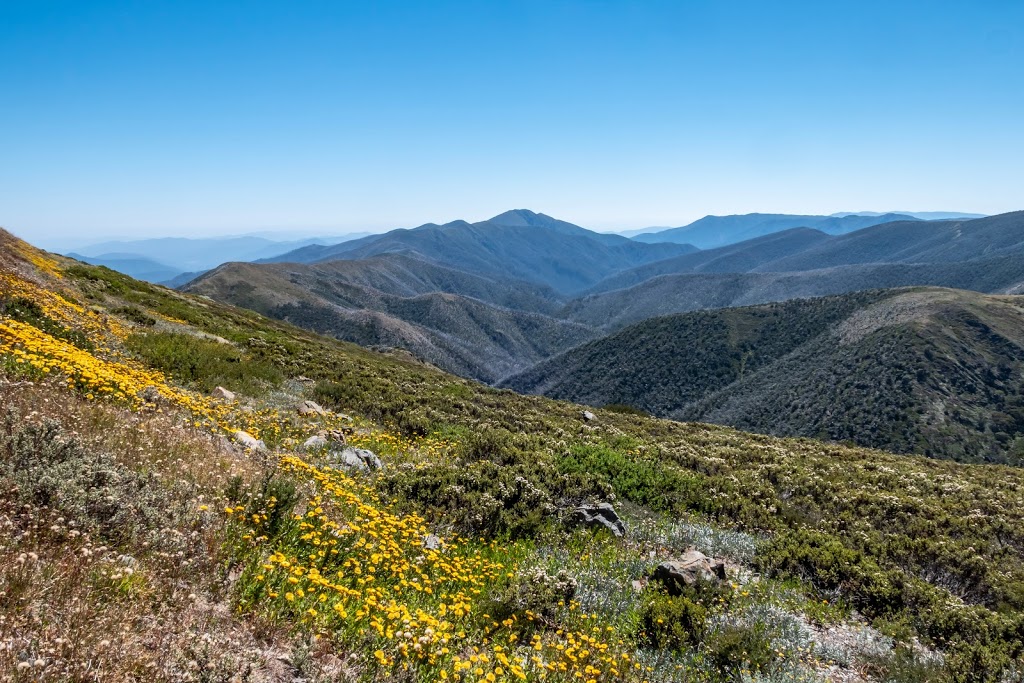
top-left (486, 209), bottom-right (559, 227)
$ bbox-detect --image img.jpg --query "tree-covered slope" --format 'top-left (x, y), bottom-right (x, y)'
top-left (510, 288), bottom-right (1024, 464)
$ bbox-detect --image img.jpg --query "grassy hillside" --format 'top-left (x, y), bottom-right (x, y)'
top-left (3, 230), bottom-right (1024, 681)
top-left (512, 288), bottom-right (1024, 464)
top-left (186, 259), bottom-right (596, 383)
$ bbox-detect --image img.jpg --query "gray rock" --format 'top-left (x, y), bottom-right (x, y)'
top-left (211, 386), bottom-right (236, 401)
top-left (651, 548), bottom-right (727, 595)
top-left (302, 435), bottom-right (329, 450)
top-left (297, 400), bottom-right (325, 416)
top-left (329, 447), bottom-right (382, 472)
top-left (138, 386), bottom-right (162, 404)
top-left (570, 502), bottom-right (625, 537)
top-left (423, 534), bottom-right (442, 551)
top-left (582, 410), bottom-right (596, 421)
top-left (233, 430), bottom-right (266, 451)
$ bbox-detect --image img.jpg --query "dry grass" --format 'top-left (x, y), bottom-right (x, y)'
top-left (0, 379), bottom-right (349, 682)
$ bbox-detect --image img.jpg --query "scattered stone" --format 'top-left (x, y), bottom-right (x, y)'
top-left (569, 502), bottom-right (625, 537)
top-left (651, 548), bottom-right (727, 595)
top-left (297, 400), bottom-right (326, 416)
top-left (329, 447), bottom-right (382, 472)
top-left (233, 430), bottom-right (266, 451)
top-left (423, 534), bottom-right (442, 551)
top-left (302, 435), bottom-right (329, 450)
top-left (211, 386), bottom-right (236, 401)
top-left (582, 410), bottom-right (597, 421)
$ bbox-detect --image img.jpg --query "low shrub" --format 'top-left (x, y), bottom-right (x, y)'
top-left (126, 331), bottom-right (283, 395)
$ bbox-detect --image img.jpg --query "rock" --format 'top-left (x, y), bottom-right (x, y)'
top-left (326, 429), bottom-right (349, 446)
top-left (295, 375), bottom-right (314, 384)
top-left (233, 430), bottom-right (266, 451)
top-left (329, 447), bottom-right (382, 472)
top-left (302, 435), bottom-right (329, 450)
top-left (650, 548), bottom-right (727, 595)
top-left (423, 534), bottom-right (442, 551)
top-left (211, 386), bottom-right (235, 401)
top-left (297, 400), bottom-right (325, 416)
top-left (582, 410), bottom-right (596, 421)
top-left (138, 386), bottom-right (162, 404)
top-left (569, 502), bottom-right (625, 537)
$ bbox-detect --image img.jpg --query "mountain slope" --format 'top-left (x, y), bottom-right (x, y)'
top-left (633, 212), bottom-right (919, 248)
top-left (509, 287), bottom-right (1024, 464)
top-left (264, 210), bottom-right (695, 294)
top-left (588, 228), bottom-right (832, 294)
top-left (565, 254), bottom-right (1024, 328)
top-left (185, 259), bottom-right (595, 382)
top-left (762, 211), bottom-right (1024, 271)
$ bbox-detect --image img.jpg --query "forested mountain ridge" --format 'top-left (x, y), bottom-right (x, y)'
top-left (507, 287), bottom-right (1024, 464)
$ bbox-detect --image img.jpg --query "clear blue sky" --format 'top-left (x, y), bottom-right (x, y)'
top-left (2, 0), bottom-right (1022, 247)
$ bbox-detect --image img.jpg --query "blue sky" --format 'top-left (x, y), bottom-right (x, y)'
top-left (1, 0), bottom-right (1022, 247)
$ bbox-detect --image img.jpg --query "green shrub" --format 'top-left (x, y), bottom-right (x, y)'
top-left (113, 305), bottom-right (157, 326)
top-left (704, 622), bottom-right (777, 677)
top-left (489, 567), bottom-right (577, 636)
top-left (859, 644), bottom-right (949, 683)
top-left (639, 592), bottom-right (709, 652)
top-left (225, 473), bottom-right (299, 540)
top-left (126, 332), bottom-right (283, 395)
top-left (557, 442), bottom-right (711, 514)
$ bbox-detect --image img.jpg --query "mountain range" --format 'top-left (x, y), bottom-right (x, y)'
top-left (182, 208), bottom-right (1024, 463)
top-left (628, 211), bottom-right (988, 248)
top-left (63, 234), bottom-right (371, 285)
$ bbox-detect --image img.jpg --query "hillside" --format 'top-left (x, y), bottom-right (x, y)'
top-left (3, 231), bottom-right (1024, 680)
top-left (632, 212), bottom-right (919, 248)
top-left (567, 254), bottom-right (1024, 328)
top-left (510, 288), bottom-right (1024, 464)
top-left (185, 259), bottom-right (595, 382)
top-left (264, 210), bottom-right (695, 294)
top-left (589, 228), bottom-right (833, 294)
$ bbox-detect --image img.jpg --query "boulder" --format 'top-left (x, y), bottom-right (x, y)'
top-left (329, 447), bottom-right (382, 472)
top-left (569, 502), bottom-right (625, 537)
top-left (302, 435), bottom-right (329, 450)
top-left (211, 386), bottom-right (236, 401)
top-left (582, 410), bottom-right (597, 421)
top-left (233, 430), bottom-right (266, 452)
top-left (297, 400), bottom-right (326, 416)
top-left (651, 548), bottom-right (727, 595)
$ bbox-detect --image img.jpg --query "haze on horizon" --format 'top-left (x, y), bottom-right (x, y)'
top-left (1, 0), bottom-right (1021, 249)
